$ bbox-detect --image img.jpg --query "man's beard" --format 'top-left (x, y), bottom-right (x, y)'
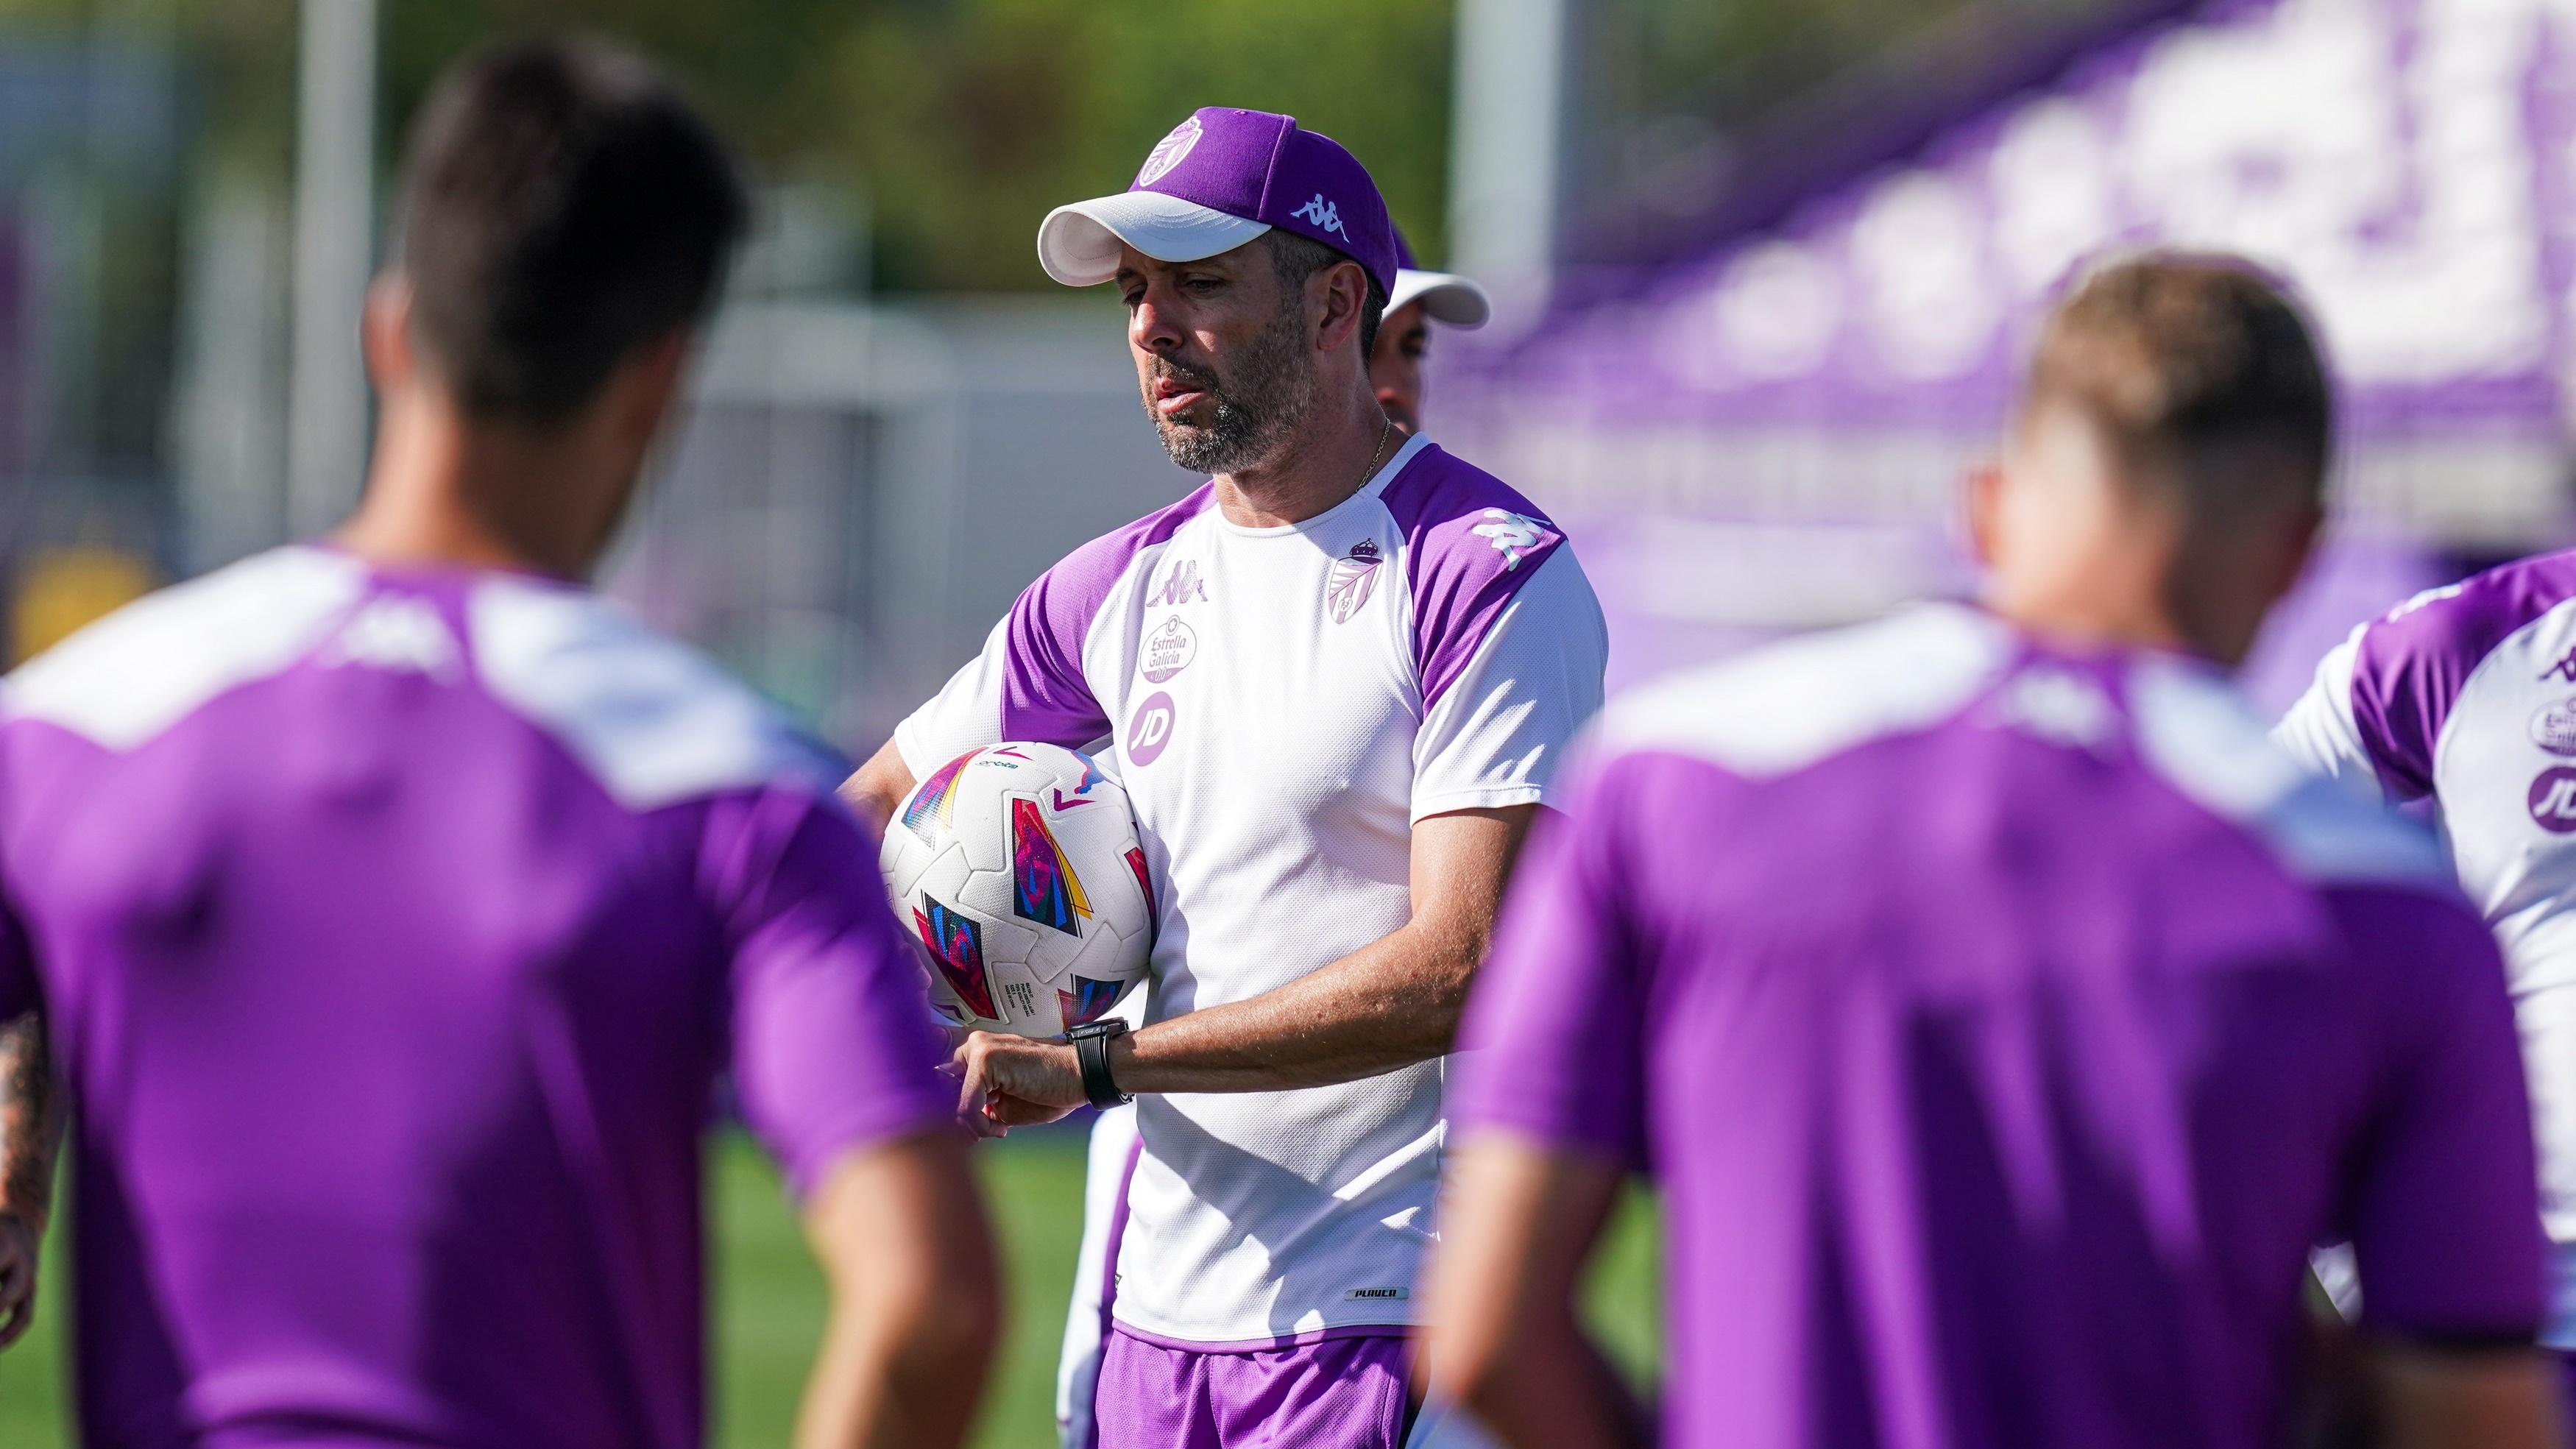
top-left (1143, 299), bottom-right (1317, 475)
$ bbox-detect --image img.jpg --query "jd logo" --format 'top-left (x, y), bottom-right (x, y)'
top-left (2531, 767), bottom-right (2576, 833)
top-left (1127, 692), bottom-right (1178, 767)
top-left (1150, 559), bottom-right (1209, 608)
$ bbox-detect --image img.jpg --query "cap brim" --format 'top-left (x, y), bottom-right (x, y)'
top-left (1386, 269), bottom-right (1490, 327)
top-left (1037, 193), bottom-right (1273, 286)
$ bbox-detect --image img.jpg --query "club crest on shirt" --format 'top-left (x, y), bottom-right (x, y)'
top-left (1326, 539), bottom-right (1383, 624)
top-left (2534, 698), bottom-right (2576, 756)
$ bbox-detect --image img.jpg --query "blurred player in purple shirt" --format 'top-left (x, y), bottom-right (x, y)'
top-left (1425, 255), bottom-right (2563, 1448)
top-left (0, 40), bottom-right (996, 1449)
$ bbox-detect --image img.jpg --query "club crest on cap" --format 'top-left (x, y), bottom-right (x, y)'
top-left (1136, 116), bottom-right (1203, 188)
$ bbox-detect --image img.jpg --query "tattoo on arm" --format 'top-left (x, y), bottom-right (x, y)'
top-left (0, 1012), bottom-right (62, 1232)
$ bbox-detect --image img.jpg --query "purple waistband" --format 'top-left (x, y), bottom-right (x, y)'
top-left (1110, 1319), bottom-right (1414, 1356)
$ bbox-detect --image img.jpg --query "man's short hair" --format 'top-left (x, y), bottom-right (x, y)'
top-left (2024, 252), bottom-right (2332, 514)
top-left (394, 39), bottom-right (748, 425)
top-left (1264, 230), bottom-right (1388, 358)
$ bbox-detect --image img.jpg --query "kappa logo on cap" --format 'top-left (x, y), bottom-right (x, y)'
top-left (1137, 116), bottom-right (1203, 187)
top-left (1291, 193), bottom-right (1347, 239)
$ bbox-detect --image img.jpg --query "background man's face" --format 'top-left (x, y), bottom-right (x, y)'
top-left (1369, 300), bottom-right (1430, 433)
top-left (1117, 240), bottom-right (1319, 475)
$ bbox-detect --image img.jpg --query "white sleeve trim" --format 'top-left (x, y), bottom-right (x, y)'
top-left (2269, 623), bottom-right (2387, 805)
top-left (891, 614), bottom-right (1014, 780)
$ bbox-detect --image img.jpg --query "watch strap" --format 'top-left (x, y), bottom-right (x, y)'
top-left (1069, 1021), bottom-right (1133, 1108)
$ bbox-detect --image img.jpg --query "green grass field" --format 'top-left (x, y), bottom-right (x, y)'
top-left (0, 1127), bottom-right (1657, 1447)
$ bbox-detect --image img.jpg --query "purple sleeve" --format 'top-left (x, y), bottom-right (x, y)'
top-left (1451, 753), bottom-right (1652, 1167)
top-left (997, 485), bottom-right (1218, 745)
top-left (2333, 885), bottom-right (2548, 1340)
top-left (1382, 446), bottom-right (1570, 713)
top-left (2348, 557), bottom-right (2576, 800)
top-left (707, 787), bottom-right (953, 1198)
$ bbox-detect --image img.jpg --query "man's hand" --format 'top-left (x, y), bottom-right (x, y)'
top-left (946, 1032), bottom-right (1087, 1138)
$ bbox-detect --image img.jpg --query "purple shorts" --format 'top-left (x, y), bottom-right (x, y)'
top-left (1094, 1326), bottom-right (1416, 1448)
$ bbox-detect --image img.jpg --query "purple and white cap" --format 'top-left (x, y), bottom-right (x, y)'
top-left (1387, 228), bottom-right (1490, 328)
top-left (1037, 107), bottom-right (1398, 297)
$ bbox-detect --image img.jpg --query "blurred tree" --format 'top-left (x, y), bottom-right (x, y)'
top-left (374, 0), bottom-right (1451, 291)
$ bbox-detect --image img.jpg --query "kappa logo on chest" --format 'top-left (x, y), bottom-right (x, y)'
top-left (1150, 559), bottom-right (1209, 608)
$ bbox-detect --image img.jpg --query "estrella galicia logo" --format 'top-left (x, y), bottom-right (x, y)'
top-left (1291, 193), bottom-right (1348, 239)
top-left (2534, 698), bottom-right (2576, 756)
top-left (1127, 692), bottom-right (1178, 767)
top-left (1326, 539), bottom-right (1383, 623)
top-left (1142, 616), bottom-right (1197, 682)
top-left (1136, 116), bottom-right (1202, 187)
top-left (1150, 559), bottom-right (1209, 607)
top-left (2532, 767), bottom-right (2576, 833)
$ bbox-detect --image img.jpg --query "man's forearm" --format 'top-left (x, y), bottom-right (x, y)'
top-left (1108, 921), bottom-right (1472, 1094)
top-left (0, 1012), bottom-right (60, 1232)
top-left (952, 807), bottom-right (1532, 1125)
top-left (2369, 1342), bottom-right (2565, 1449)
top-left (1423, 1138), bottom-right (1642, 1449)
top-left (797, 1133), bottom-right (999, 1449)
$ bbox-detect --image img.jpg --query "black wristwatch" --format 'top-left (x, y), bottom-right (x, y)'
top-left (1066, 1019), bottom-right (1133, 1108)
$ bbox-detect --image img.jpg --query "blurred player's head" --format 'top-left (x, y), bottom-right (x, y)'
top-left (1370, 229), bottom-right (1489, 434)
top-left (1035, 108), bottom-right (1395, 475)
top-left (352, 39), bottom-right (746, 577)
top-left (1971, 252), bottom-right (2329, 665)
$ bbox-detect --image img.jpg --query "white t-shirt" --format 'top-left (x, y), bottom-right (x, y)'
top-left (2274, 549), bottom-right (2576, 1339)
top-left (896, 431), bottom-right (1607, 1346)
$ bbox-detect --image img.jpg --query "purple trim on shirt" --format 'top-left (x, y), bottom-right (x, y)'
top-left (1001, 484), bottom-right (1217, 745)
top-left (1108, 1320), bottom-right (1413, 1355)
top-left (2349, 549), bottom-right (2576, 800)
top-left (1379, 444), bottom-right (1567, 714)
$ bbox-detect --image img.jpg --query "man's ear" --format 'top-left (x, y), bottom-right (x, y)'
top-left (1312, 259), bottom-right (1368, 355)
top-left (361, 275), bottom-right (416, 394)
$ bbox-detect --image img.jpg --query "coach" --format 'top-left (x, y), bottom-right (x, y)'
top-left (843, 107), bottom-right (1605, 1449)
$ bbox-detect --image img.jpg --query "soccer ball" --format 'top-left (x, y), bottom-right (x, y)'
top-left (880, 743), bottom-right (1156, 1037)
